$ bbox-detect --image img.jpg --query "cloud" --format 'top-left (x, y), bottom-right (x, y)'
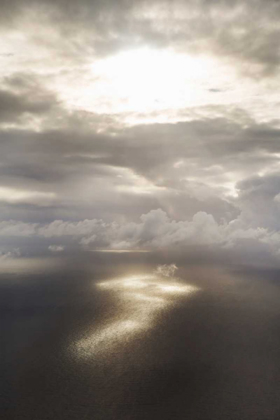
top-left (0, 220), bottom-right (37, 236)
top-left (0, 248), bottom-right (21, 260)
top-left (0, 111), bottom-right (280, 250)
top-left (2, 206), bottom-right (280, 267)
top-left (236, 174), bottom-right (280, 230)
top-left (0, 186), bottom-right (56, 206)
top-left (39, 219), bottom-right (106, 237)
top-left (1, 114), bottom-right (279, 224)
top-left (155, 264), bottom-right (178, 278)
top-left (48, 245), bottom-right (64, 252)
top-left (0, 87), bottom-right (56, 123)
top-left (1, 0), bottom-right (280, 76)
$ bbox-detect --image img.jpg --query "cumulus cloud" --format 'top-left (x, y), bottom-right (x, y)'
top-left (102, 209), bottom-right (280, 255)
top-left (2, 206), bottom-right (280, 266)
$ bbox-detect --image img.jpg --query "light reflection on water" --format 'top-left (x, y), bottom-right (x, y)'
top-left (72, 270), bottom-right (200, 359)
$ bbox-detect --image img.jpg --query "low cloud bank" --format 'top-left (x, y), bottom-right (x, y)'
top-left (1, 208), bottom-right (280, 266)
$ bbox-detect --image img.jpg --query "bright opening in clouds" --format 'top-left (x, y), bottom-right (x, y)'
top-left (73, 49), bottom-right (227, 115)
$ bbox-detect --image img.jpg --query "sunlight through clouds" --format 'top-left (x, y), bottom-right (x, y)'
top-left (0, 187), bottom-right (56, 205)
top-left (59, 48), bottom-right (242, 123)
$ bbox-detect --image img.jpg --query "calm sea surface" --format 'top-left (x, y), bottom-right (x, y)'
top-left (2, 253), bottom-right (280, 419)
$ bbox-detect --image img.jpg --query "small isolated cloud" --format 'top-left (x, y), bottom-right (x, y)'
top-left (0, 248), bottom-right (21, 260)
top-left (155, 264), bottom-right (178, 278)
top-left (48, 245), bottom-right (65, 252)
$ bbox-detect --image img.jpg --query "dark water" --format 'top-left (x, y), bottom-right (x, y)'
top-left (2, 253), bottom-right (280, 419)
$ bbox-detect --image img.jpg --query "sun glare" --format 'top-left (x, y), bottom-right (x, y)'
top-left (91, 48), bottom-right (210, 110)
top-left (61, 48), bottom-right (233, 121)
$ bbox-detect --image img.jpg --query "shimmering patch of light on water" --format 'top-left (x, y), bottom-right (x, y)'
top-left (71, 271), bottom-right (200, 359)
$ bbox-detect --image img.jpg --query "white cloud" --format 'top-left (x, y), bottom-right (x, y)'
top-left (2, 207), bottom-right (280, 263)
top-left (107, 209), bottom-right (225, 249)
top-left (48, 245), bottom-right (65, 252)
top-left (155, 264), bottom-right (178, 278)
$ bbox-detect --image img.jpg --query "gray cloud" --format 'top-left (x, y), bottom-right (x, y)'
top-left (48, 244), bottom-right (64, 252)
top-left (236, 174), bottom-right (280, 230)
top-left (0, 247), bottom-right (21, 260)
top-left (1, 0), bottom-right (280, 75)
top-left (0, 89), bottom-right (53, 122)
top-left (0, 111), bottom-right (279, 225)
top-left (0, 74), bottom-right (58, 123)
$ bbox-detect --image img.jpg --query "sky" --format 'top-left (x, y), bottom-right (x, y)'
top-left (1, 0), bottom-right (280, 265)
